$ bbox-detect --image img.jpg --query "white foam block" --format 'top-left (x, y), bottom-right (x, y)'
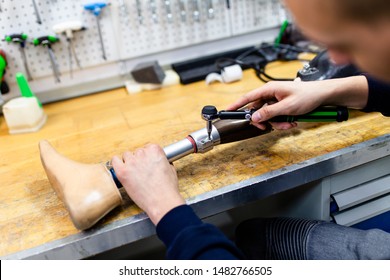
top-left (3, 97), bottom-right (47, 134)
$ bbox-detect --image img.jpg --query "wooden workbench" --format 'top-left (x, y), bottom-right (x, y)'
top-left (1, 61), bottom-right (390, 259)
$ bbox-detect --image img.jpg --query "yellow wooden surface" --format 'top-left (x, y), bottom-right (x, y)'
top-left (1, 61), bottom-right (390, 257)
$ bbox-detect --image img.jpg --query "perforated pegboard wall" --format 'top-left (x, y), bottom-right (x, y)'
top-left (0, 0), bottom-right (286, 103)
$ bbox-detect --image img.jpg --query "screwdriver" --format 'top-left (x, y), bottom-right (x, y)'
top-left (3, 33), bottom-right (33, 81)
top-left (53, 21), bottom-right (85, 78)
top-left (84, 2), bottom-right (108, 60)
top-left (33, 36), bottom-right (61, 83)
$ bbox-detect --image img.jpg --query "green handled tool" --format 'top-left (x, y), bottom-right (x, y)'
top-left (4, 33), bottom-right (33, 81)
top-left (267, 107), bottom-right (349, 123)
top-left (213, 106), bottom-right (348, 122)
top-left (33, 35), bottom-right (61, 83)
top-left (202, 105), bottom-right (348, 138)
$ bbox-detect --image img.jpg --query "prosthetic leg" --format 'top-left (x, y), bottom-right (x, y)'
top-left (39, 106), bottom-right (347, 230)
top-left (39, 119), bottom-right (272, 230)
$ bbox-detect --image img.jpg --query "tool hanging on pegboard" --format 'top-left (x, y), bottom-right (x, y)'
top-left (0, 0), bottom-right (286, 104)
top-left (149, 0), bottom-right (158, 24)
top-left (53, 21), bottom-right (85, 78)
top-left (0, 50), bottom-right (10, 94)
top-left (192, 0), bottom-right (200, 22)
top-left (179, 0), bottom-right (187, 22)
top-left (33, 36), bottom-right (61, 83)
top-left (136, 0), bottom-right (143, 24)
top-left (84, 2), bottom-right (109, 60)
top-left (31, 0), bottom-right (42, 24)
top-left (117, 0), bottom-right (130, 27)
top-left (3, 34), bottom-right (33, 81)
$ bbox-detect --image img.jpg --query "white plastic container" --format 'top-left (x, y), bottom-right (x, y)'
top-left (3, 97), bottom-right (47, 134)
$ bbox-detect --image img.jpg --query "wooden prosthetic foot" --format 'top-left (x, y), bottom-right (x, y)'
top-left (39, 140), bottom-right (122, 230)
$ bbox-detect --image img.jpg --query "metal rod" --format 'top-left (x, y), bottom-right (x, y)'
top-left (70, 39), bottom-right (81, 69)
top-left (192, 0), bottom-right (200, 22)
top-left (150, 0), bottom-right (158, 24)
top-left (47, 45), bottom-right (61, 83)
top-left (118, 0), bottom-right (131, 27)
top-left (32, 0), bottom-right (42, 24)
top-left (136, 0), bottom-right (143, 24)
top-left (67, 39), bottom-right (73, 78)
top-left (164, 0), bottom-right (173, 23)
top-left (179, 0), bottom-right (186, 22)
top-left (207, 0), bottom-right (214, 19)
top-left (163, 138), bottom-right (195, 162)
top-left (95, 15), bottom-right (106, 60)
top-left (19, 45), bottom-right (33, 81)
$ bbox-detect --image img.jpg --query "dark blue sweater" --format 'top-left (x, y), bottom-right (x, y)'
top-left (362, 76), bottom-right (390, 116)
top-left (156, 205), bottom-right (244, 259)
top-left (156, 76), bottom-right (390, 260)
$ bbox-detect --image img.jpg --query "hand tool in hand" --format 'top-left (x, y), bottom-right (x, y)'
top-left (33, 36), bottom-right (61, 83)
top-left (32, 0), bottom-right (42, 24)
top-left (204, 105), bottom-right (349, 123)
top-left (4, 33), bottom-right (33, 81)
top-left (38, 105), bottom-right (348, 230)
top-left (53, 21), bottom-right (85, 78)
top-left (84, 2), bottom-right (108, 60)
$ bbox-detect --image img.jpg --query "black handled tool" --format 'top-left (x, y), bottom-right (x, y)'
top-left (33, 35), bottom-right (61, 83)
top-left (4, 33), bottom-right (33, 81)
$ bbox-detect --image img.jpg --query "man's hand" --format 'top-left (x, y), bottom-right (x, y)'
top-left (112, 144), bottom-right (185, 225)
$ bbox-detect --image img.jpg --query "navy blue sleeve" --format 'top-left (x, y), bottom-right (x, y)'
top-left (361, 75), bottom-right (390, 116)
top-left (156, 204), bottom-right (244, 260)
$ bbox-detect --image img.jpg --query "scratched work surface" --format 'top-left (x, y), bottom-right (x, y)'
top-left (1, 61), bottom-right (390, 257)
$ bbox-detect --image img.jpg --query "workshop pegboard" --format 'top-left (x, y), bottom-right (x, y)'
top-left (112, 0), bottom-right (231, 60)
top-left (0, 0), bottom-right (287, 104)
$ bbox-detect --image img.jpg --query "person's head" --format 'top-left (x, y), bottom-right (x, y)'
top-left (284, 0), bottom-right (390, 82)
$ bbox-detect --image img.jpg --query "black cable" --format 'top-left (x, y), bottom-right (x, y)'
top-left (215, 43), bottom-right (318, 83)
